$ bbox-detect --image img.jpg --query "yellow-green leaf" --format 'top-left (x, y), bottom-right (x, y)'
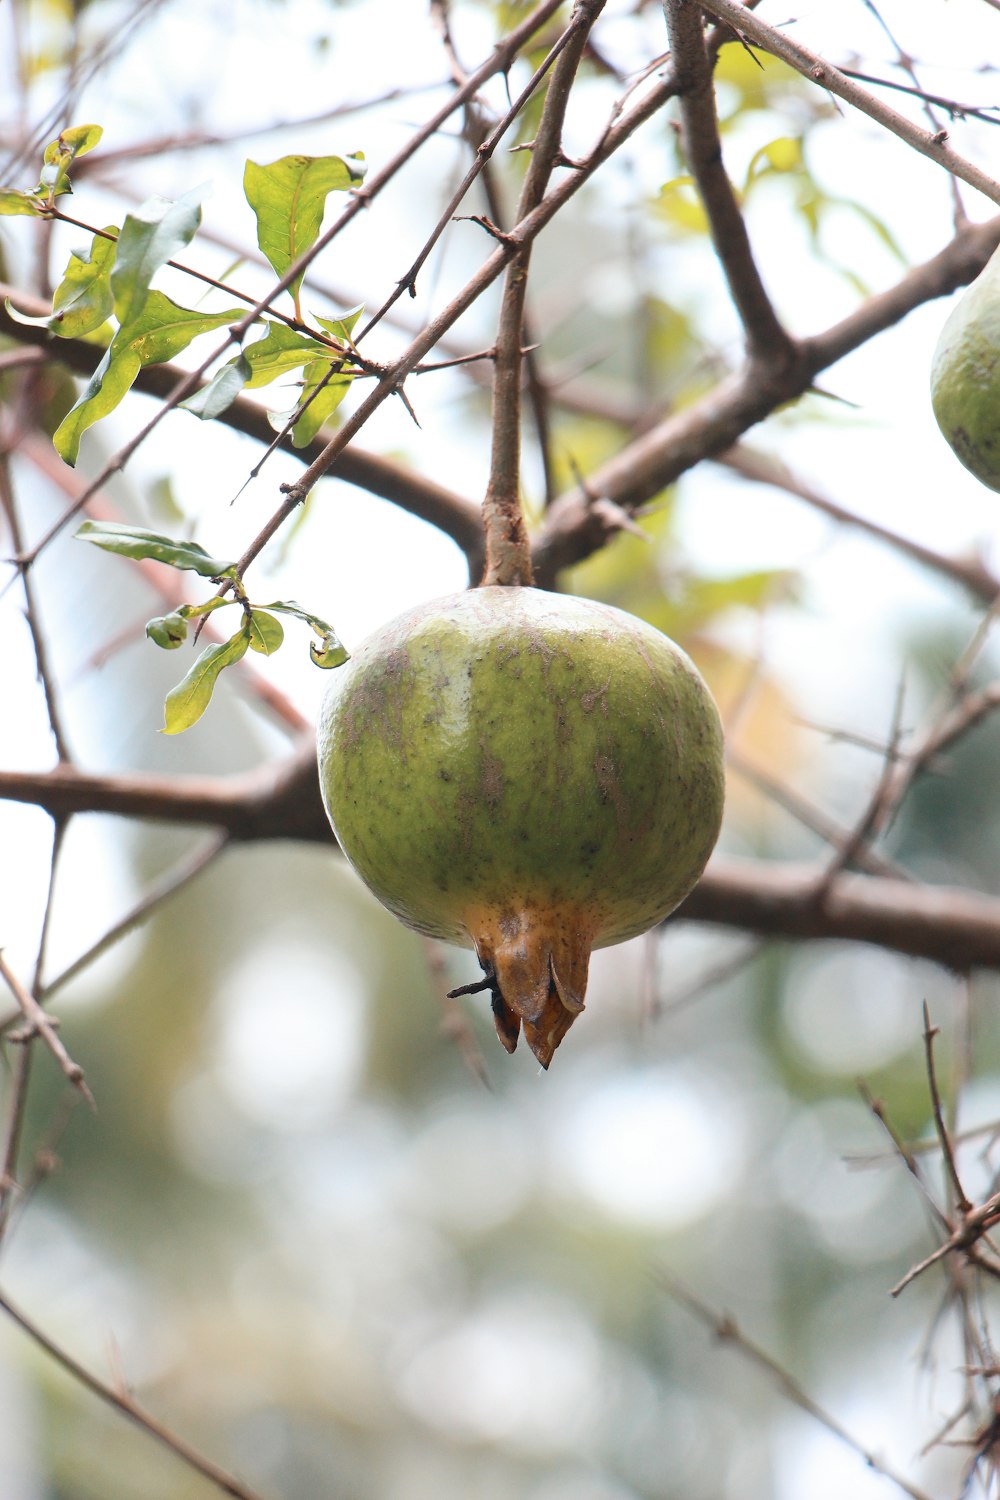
top-left (163, 627), bottom-right (251, 734)
top-left (243, 153), bottom-right (366, 308)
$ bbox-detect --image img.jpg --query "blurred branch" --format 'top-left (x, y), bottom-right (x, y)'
top-left (0, 952), bottom-right (94, 1107)
top-left (663, 0), bottom-right (794, 364)
top-left (727, 747), bottom-right (911, 879)
top-left (0, 1285), bottom-right (273, 1500)
top-left (533, 213), bottom-right (1000, 581)
top-left (6, 755), bottom-right (1000, 970)
top-left (42, 832), bottom-right (229, 1002)
top-left (661, 1274), bottom-right (936, 1500)
top-left (698, 0), bottom-right (1000, 207)
top-left (889, 1005), bottom-right (1000, 1297)
top-left (718, 445), bottom-right (1000, 605)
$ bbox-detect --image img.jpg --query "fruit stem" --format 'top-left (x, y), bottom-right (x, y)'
top-left (480, 0), bottom-right (605, 589)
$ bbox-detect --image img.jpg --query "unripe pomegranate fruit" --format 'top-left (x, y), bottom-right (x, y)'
top-left (317, 586), bottom-right (724, 1067)
top-left (931, 245), bottom-right (1000, 491)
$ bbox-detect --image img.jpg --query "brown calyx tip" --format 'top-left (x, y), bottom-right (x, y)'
top-left (470, 907), bottom-right (592, 1068)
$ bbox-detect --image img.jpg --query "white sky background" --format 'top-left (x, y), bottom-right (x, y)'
top-left (3, 3), bottom-right (1000, 1498)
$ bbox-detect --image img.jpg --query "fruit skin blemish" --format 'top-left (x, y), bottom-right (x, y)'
top-left (317, 586), bottom-right (725, 1067)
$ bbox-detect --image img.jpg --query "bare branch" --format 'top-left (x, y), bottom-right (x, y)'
top-left (534, 214), bottom-right (1000, 581)
top-left (718, 445), bottom-right (1000, 606)
top-left (697, 0), bottom-right (1000, 207)
top-left (0, 1285), bottom-right (273, 1500)
top-left (0, 952), bottom-right (94, 1108)
top-left (661, 1274), bottom-right (936, 1500)
top-left (662, 0), bottom-right (793, 363)
top-left (8, 756), bottom-right (1000, 972)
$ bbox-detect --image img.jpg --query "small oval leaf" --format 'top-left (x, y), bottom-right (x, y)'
top-left (248, 609), bottom-right (284, 655)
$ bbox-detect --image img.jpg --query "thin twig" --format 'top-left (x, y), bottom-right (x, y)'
top-left (42, 832), bottom-right (229, 1002)
top-left (660, 1274), bottom-right (937, 1500)
top-left (0, 438), bottom-right (72, 760)
top-left (923, 1002), bottom-right (972, 1215)
top-left (814, 676), bottom-right (907, 893)
top-left (0, 952), bottom-right (94, 1108)
top-left (696, 0), bottom-right (1000, 207)
top-left (0, 1285), bottom-right (273, 1500)
top-left (718, 444), bottom-right (1000, 606)
top-left (836, 67), bottom-right (1000, 128)
top-left (434, 0), bottom-right (558, 507)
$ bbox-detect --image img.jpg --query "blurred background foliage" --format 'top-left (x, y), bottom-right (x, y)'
top-left (3, 1), bottom-right (1000, 1498)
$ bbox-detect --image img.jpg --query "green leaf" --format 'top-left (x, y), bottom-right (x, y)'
top-left (315, 305), bottom-right (364, 343)
top-left (290, 357), bottom-right (354, 447)
top-left (146, 612), bottom-right (188, 649)
top-left (0, 189), bottom-right (46, 216)
top-left (118, 289), bottom-right (243, 364)
top-left (163, 626), bottom-right (251, 734)
top-left (248, 609), bottom-right (284, 655)
top-left (181, 352), bottom-right (252, 421)
top-left (240, 321), bottom-right (330, 387)
top-left (4, 298), bottom-right (54, 328)
top-left (53, 345), bottom-right (140, 464)
top-left (243, 153), bottom-right (366, 308)
top-left (54, 292), bottom-right (243, 462)
top-left (111, 186), bottom-right (206, 328)
top-left (264, 598), bottom-right (332, 631)
top-left (48, 229), bottom-right (117, 338)
top-left (75, 520), bottom-right (237, 577)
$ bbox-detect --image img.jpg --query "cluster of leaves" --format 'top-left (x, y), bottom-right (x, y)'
top-left (1, 125), bottom-right (366, 728)
top-left (76, 521), bottom-right (348, 733)
top-left (1, 125), bottom-right (368, 462)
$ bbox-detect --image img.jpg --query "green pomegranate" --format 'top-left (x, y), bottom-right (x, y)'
top-left (317, 585), bottom-right (724, 1067)
top-left (931, 245), bottom-right (1000, 491)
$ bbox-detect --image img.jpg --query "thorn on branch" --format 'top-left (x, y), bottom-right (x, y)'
top-left (0, 952), bottom-right (95, 1110)
top-left (454, 213), bottom-right (520, 246)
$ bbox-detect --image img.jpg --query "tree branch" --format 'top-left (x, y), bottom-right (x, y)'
top-left (0, 285), bottom-right (486, 577)
top-left (482, 0), bottom-right (605, 585)
top-left (533, 213), bottom-right (1000, 581)
top-left (0, 1285), bottom-right (273, 1500)
top-left (697, 0), bottom-right (1000, 208)
top-left (662, 0), bottom-right (793, 363)
top-left (6, 756), bottom-right (1000, 972)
